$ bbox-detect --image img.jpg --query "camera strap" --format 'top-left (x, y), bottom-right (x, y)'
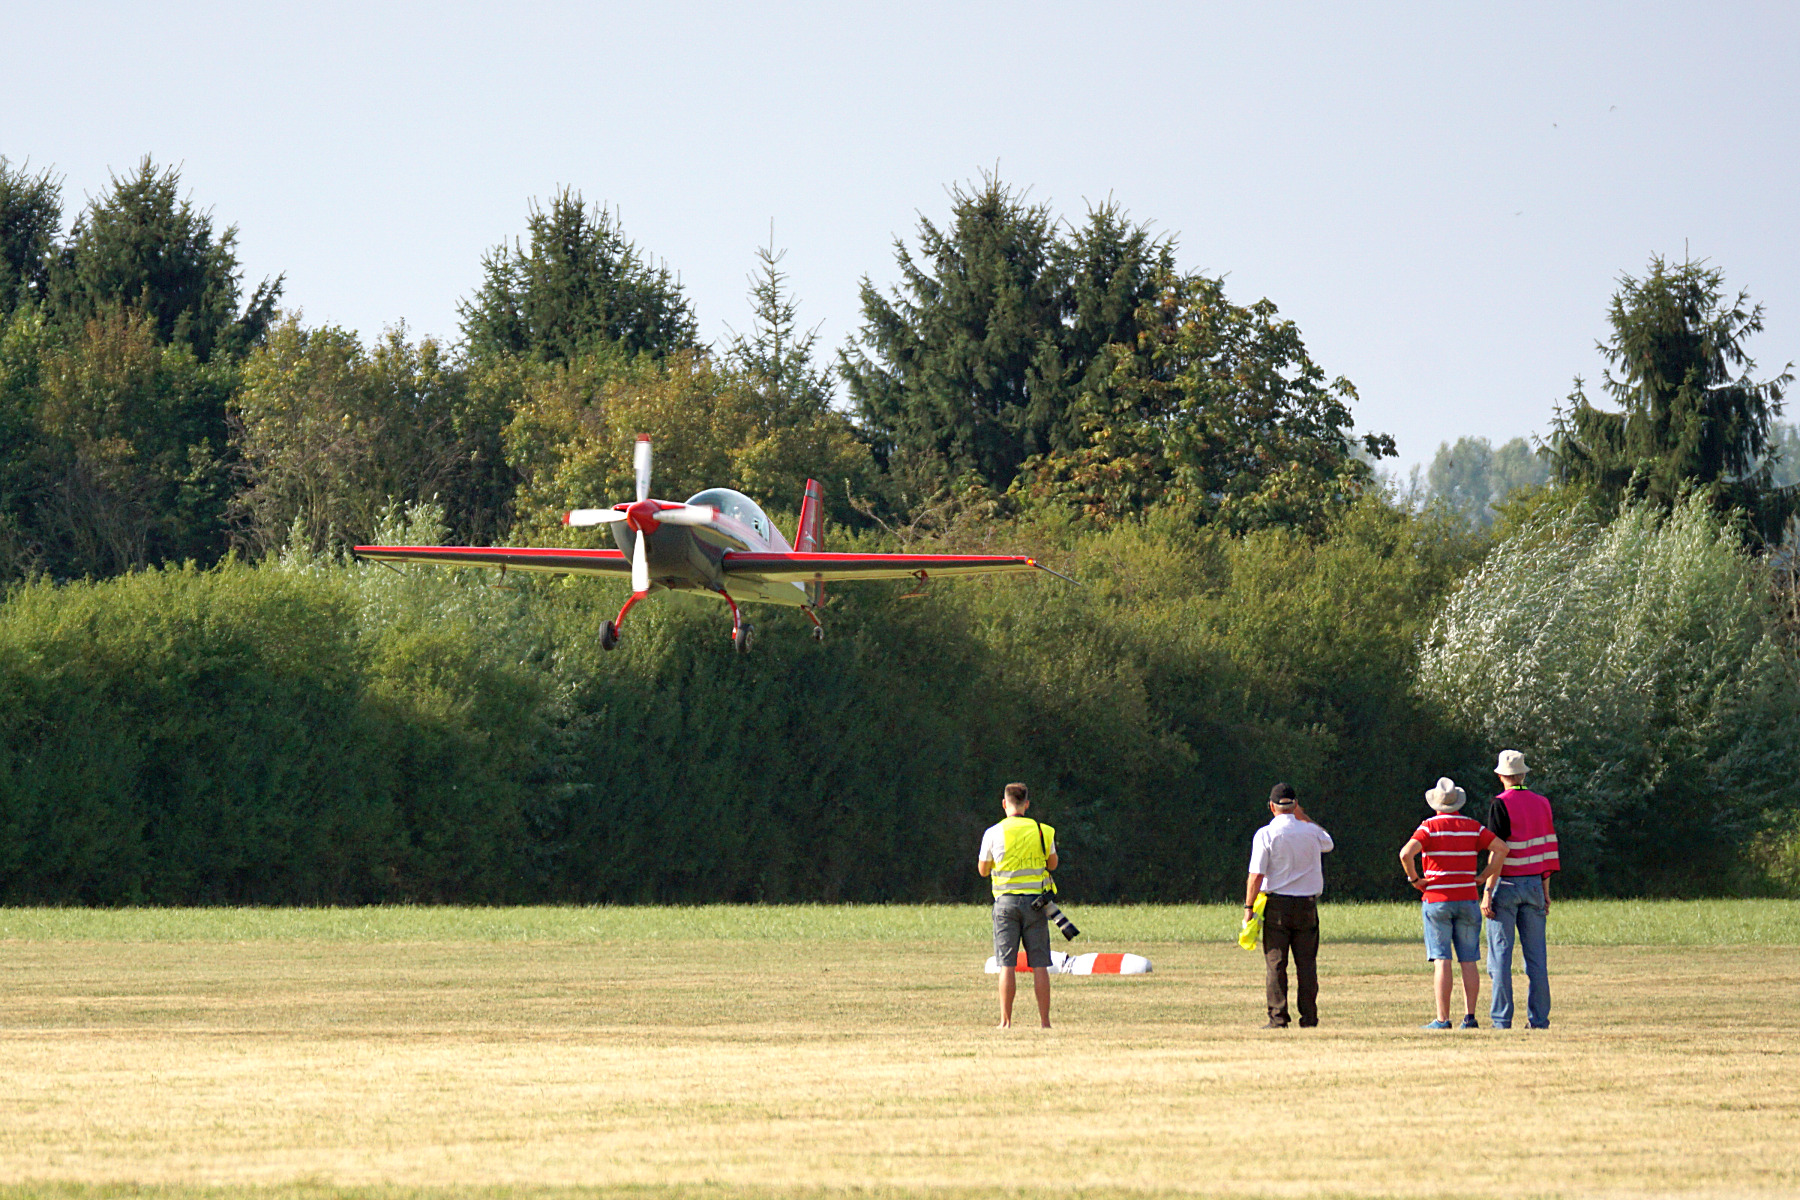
top-left (1033, 818), bottom-right (1057, 896)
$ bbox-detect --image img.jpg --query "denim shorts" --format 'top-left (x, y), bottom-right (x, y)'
top-left (1422, 899), bottom-right (1482, 962)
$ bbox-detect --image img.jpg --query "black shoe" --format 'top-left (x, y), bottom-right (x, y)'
top-left (1298, 1019), bottom-right (1319, 1027)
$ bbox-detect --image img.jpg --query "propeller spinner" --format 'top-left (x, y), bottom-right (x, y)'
top-left (561, 437), bottom-right (716, 594)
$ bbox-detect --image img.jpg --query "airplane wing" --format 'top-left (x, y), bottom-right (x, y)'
top-left (352, 544), bottom-right (630, 576)
top-left (720, 551), bottom-right (1042, 583)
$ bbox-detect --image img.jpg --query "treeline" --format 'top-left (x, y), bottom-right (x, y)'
top-left (1, 154), bottom-right (1797, 903)
top-left (1, 161), bottom-right (1390, 579)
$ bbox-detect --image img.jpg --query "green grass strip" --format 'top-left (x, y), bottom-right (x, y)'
top-left (0, 899), bottom-right (1796, 945)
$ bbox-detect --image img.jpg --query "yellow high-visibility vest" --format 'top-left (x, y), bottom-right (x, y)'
top-left (992, 816), bottom-right (1056, 896)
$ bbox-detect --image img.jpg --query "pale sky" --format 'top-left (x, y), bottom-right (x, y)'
top-left (8, 2), bottom-right (1797, 470)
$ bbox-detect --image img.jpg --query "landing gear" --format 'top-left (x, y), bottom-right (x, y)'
top-left (602, 591), bottom-right (646, 652)
top-left (804, 607), bottom-right (825, 643)
top-left (811, 625), bottom-right (825, 642)
top-left (716, 587), bottom-right (751, 653)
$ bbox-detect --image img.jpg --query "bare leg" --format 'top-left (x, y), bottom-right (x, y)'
top-left (997, 967), bottom-right (1016, 1028)
top-left (1433, 960), bottom-right (1453, 1021)
top-left (1460, 960), bottom-right (1480, 1017)
top-left (1033, 967), bottom-right (1052, 1028)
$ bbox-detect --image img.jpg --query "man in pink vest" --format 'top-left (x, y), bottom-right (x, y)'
top-left (1482, 749), bottom-right (1559, 1029)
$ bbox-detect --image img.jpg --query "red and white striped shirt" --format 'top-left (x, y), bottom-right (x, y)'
top-left (1411, 814), bottom-right (1500, 902)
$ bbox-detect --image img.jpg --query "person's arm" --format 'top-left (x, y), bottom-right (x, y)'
top-left (1542, 872), bottom-right (1551, 915)
top-left (1476, 838), bottom-right (1508, 888)
top-left (978, 859), bottom-right (993, 877)
top-left (1245, 872), bottom-right (1265, 913)
top-left (1045, 830), bottom-right (1058, 872)
top-left (1398, 838), bottom-right (1426, 892)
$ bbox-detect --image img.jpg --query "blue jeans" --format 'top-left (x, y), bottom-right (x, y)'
top-left (1486, 875), bottom-right (1549, 1028)
top-left (1422, 900), bottom-right (1481, 962)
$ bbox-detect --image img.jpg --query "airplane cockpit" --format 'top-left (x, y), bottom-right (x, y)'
top-left (687, 488), bottom-right (783, 548)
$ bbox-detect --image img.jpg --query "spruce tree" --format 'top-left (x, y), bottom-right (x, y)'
top-left (0, 157), bottom-right (61, 316)
top-left (51, 157), bottom-right (280, 362)
top-left (840, 176), bottom-right (1064, 492)
top-left (843, 179), bottom-right (1177, 497)
top-left (459, 189), bottom-right (697, 364)
top-left (1547, 256), bottom-right (1793, 535)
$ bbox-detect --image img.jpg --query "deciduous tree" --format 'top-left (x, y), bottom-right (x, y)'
top-left (232, 319), bottom-right (510, 553)
top-left (30, 309), bottom-right (236, 575)
top-left (1013, 270), bottom-right (1393, 531)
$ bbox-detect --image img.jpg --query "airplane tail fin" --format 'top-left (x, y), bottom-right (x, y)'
top-left (797, 478), bottom-right (825, 607)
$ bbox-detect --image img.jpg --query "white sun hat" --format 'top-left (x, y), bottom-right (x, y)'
top-left (1494, 749), bottom-right (1529, 778)
top-left (1425, 777), bottom-right (1466, 812)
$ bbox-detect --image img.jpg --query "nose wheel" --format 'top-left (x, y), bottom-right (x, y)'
top-left (601, 591), bottom-right (645, 652)
top-left (733, 622), bottom-right (755, 653)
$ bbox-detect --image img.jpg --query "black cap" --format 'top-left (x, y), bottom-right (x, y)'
top-left (1269, 782), bottom-right (1297, 806)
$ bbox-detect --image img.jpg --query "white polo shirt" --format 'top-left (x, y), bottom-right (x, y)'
top-left (1248, 813), bottom-right (1334, 897)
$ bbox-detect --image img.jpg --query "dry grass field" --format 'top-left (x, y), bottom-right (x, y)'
top-left (1, 903), bottom-right (1797, 1200)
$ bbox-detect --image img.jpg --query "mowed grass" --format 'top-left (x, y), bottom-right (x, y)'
top-left (1, 902), bottom-right (1797, 1200)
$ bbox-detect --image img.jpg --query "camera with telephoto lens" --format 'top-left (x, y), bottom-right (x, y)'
top-left (1031, 892), bottom-right (1080, 940)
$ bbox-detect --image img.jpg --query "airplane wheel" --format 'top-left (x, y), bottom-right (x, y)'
top-left (734, 622), bottom-right (755, 653)
top-left (811, 625), bottom-right (825, 642)
top-left (600, 620), bottom-right (620, 651)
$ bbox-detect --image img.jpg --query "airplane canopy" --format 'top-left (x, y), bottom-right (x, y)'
top-left (687, 488), bottom-right (776, 544)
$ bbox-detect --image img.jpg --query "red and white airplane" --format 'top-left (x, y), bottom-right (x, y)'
top-left (354, 436), bottom-right (1066, 652)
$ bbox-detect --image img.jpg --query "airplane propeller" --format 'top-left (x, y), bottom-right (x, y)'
top-left (632, 436), bottom-right (652, 594)
top-left (561, 436), bottom-right (716, 594)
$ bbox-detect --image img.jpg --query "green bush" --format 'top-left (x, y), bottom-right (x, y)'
top-left (1417, 494), bottom-right (1800, 894)
top-left (4, 491), bottom-right (1788, 903)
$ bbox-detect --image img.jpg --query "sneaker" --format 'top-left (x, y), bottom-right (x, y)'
top-left (1421, 1019), bottom-right (1452, 1029)
top-left (1262, 1019), bottom-right (1289, 1029)
top-left (1459, 1015), bottom-right (1479, 1029)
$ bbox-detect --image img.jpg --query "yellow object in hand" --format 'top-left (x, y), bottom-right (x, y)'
top-left (1238, 892), bottom-right (1267, 950)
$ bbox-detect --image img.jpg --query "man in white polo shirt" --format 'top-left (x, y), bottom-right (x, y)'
top-left (1245, 782), bottom-right (1334, 1028)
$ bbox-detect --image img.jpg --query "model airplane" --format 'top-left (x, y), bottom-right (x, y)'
top-left (353, 436), bottom-right (1066, 652)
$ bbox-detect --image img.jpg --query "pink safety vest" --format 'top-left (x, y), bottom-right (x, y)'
top-left (1497, 789), bottom-right (1559, 876)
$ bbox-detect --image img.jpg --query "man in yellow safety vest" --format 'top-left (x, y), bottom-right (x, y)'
top-left (977, 782), bottom-right (1059, 1028)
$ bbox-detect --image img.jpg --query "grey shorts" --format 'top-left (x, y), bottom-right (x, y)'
top-left (993, 894), bottom-right (1052, 969)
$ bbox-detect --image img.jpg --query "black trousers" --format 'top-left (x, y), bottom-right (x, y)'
top-left (1262, 894), bottom-right (1320, 1026)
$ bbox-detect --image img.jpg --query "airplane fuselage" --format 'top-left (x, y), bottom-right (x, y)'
top-left (610, 487), bottom-right (811, 608)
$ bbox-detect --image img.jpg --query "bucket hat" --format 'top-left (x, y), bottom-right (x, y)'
top-left (1426, 777), bottom-right (1466, 812)
top-left (1494, 749), bottom-right (1529, 778)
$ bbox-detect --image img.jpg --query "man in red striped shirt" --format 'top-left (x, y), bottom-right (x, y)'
top-left (1398, 777), bottom-right (1509, 1029)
